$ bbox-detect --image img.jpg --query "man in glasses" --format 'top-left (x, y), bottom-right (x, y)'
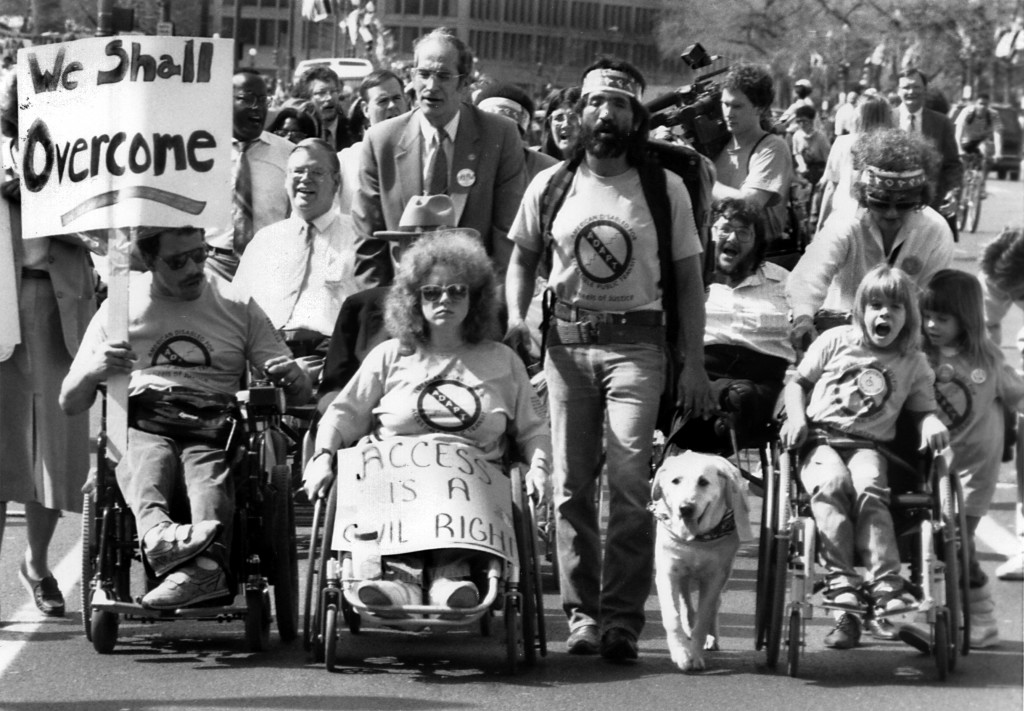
top-left (294, 66), bottom-right (355, 151)
top-left (788, 128), bottom-right (954, 346)
top-left (351, 26), bottom-right (525, 289)
top-left (205, 69), bottom-right (293, 281)
top-left (61, 226), bottom-right (310, 609)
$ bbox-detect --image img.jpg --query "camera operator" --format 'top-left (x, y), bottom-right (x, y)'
top-left (711, 64), bottom-right (793, 244)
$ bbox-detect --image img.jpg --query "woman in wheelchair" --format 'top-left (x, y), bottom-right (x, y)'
top-left (780, 265), bottom-right (949, 649)
top-left (302, 231), bottom-right (550, 612)
top-left (921, 269), bottom-right (1024, 647)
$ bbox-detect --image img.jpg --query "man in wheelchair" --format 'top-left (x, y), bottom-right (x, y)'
top-left (60, 226), bottom-right (311, 609)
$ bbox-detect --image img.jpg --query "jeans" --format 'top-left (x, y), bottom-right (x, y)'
top-left (115, 428), bottom-right (234, 571)
top-left (800, 444), bottom-right (901, 591)
top-left (546, 342), bottom-right (665, 637)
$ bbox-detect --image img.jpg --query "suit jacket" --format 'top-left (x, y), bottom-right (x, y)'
top-left (920, 108), bottom-right (963, 208)
top-left (318, 286), bottom-right (389, 400)
top-left (351, 103), bottom-right (527, 288)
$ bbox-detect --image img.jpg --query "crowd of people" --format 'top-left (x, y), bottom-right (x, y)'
top-left (1, 23), bottom-right (1022, 668)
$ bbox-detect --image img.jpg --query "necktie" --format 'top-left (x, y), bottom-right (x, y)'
top-left (426, 128), bottom-right (449, 195)
top-left (909, 113), bottom-right (916, 134)
top-left (232, 141), bottom-right (255, 254)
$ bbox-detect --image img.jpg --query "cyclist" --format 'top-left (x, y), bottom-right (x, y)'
top-left (954, 94), bottom-right (1004, 197)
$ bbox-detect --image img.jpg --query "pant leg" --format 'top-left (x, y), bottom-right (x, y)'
top-left (115, 428), bottom-right (183, 541)
top-left (800, 444), bottom-right (861, 589)
top-left (846, 448), bottom-right (901, 586)
top-left (180, 442), bottom-right (234, 571)
top-left (599, 344), bottom-right (664, 637)
top-left (546, 345), bottom-right (605, 632)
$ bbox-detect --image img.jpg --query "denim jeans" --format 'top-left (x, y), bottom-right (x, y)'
top-left (800, 444), bottom-right (900, 591)
top-left (116, 428), bottom-right (234, 571)
top-left (546, 342), bottom-right (665, 637)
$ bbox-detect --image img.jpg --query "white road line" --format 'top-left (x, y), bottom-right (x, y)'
top-left (0, 543), bottom-right (82, 678)
top-left (975, 514), bottom-right (1020, 557)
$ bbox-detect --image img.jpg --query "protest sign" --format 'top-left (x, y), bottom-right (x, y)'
top-left (332, 437), bottom-right (517, 563)
top-left (17, 36), bottom-right (233, 239)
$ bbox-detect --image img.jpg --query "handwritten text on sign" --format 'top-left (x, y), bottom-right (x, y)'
top-left (17, 37), bottom-right (233, 239)
top-left (332, 437), bottom-right (516, 562)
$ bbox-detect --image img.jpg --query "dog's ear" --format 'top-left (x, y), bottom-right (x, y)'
top-left (717, 461), bottom-right (754, 542)
top-left (650, 467), bottom-right (664, 502)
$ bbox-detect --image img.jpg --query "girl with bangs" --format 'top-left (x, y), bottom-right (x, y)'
top-left (781, 265), bottom-right (949, 650)
top-left (921, 269), bottom-right (1024, 648)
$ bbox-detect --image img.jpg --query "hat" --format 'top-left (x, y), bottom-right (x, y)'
top-left (475, 83), bottom-right (534, 136)
top-left (795, 78), bottom-right (812, 89)
top-left (374, 195), bottom-right (480, 241)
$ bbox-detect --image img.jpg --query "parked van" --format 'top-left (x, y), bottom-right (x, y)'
top-left (292, 57), bottom-right (374, 88)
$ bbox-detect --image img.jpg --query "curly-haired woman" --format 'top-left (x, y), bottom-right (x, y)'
top-left (787, 128), bottom-right (955, 347)
top-left (302, 231), bottom-right (550, 611)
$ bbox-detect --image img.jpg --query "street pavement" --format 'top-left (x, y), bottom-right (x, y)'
top-left (0, 178), bottom-right (1022, 711)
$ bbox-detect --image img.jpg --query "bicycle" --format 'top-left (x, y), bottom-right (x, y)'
top-left (956, 151), bottom-right (985, 235)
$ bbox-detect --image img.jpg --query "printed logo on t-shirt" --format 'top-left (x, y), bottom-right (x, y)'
top-left (900, 256), bottom-right (923, 276)
top-left (149, 332), bottom-right (212, 368)
top-left (832, 363), bottom-right (893, 419)
top-left (415, 378), bottom-right (482, 433)
top-left (573, 216), bottom-right (634, 286)
top-left (934, 375), bottom-right (973, 434)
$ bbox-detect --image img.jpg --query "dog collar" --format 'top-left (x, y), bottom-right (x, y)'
top-left (648, 501), bottom-right (737, 543)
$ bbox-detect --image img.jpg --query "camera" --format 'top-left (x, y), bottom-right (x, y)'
top-left (646, 43), bottom-right (731, 158)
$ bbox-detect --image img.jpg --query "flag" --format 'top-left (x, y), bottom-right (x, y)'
top-left (302, 0), bottom-right (332, 22)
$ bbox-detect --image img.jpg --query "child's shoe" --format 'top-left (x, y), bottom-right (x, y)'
top-left (824, 613), bottom-right (861, 649)
top-left (870, 581), bottom-right (916, 615)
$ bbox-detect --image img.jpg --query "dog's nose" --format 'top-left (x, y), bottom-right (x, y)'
top-left (679, 504), bottom-right (695, 519)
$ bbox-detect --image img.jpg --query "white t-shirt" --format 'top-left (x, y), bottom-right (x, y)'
top-left (509, 161), bottom-right (701, 312)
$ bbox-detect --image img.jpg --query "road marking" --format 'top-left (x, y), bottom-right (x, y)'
top-left (0, 543), bottom-right (82, 679)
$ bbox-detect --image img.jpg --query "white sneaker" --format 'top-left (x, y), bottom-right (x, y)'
top-left (428, 577), bottom-right (479, 608)
top-left (970, 623), bottom-right (1000, 649)
top-left (995, 553), bottom-right (1024, 581)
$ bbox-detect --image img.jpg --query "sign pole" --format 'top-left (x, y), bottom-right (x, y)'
top-left (104, 225), bottom-right (132, 462)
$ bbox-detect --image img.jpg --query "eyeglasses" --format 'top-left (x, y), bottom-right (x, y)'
top-left (420, 283), bottom-right (469, 302)
top-left (713, 221), bottom-right (755, 243)
top-left (864, 197), bottom-right (920, 212)
top-left (312, 87), bottom-right (339, 100)
top-left (159, 246), bottom-right (209, 270)
top-left (549, 111), bottom-right (579, 126)
top-left (413, 68), bottom-right (461, 83)
top-left (289, 166), bottom-right (332, 181)
top-left (234, 92), bottom-right (269, 109)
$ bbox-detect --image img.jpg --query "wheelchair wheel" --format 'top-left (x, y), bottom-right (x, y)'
top-left (91, 609), bottom-right (119, 654)
top-left (934, 607), bottom-right (951, 681)
top-left (937, 462), bottom-right (964, 669)
top-left (245, 588), bottom-right (272, 652)
top-left (950, 471), bottom-right (971, 658)
top-left (302, 495), bottom-right (324, 652)
top-left (526, 497), bottom-right (548, 659)
top-left (754, 443), bottom-right (779, 651)
top-left (324, 604), bottom-right (339, 672)
top-left (513, 469), bottom-right (544, 667)
top-left (785, 609), bottom-right (801, 678)
top-left (765, 450), bottom-right (792, 669)
top-left (504, 591), bottom-right (522, 675)
top-left (311, 485), bottom-right (339, 662)
top-left (270, 463), bottom-right (299, 643)
top-left (81, 491), bottom-right (95, 642)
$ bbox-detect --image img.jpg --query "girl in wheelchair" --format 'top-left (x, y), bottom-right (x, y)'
top-left (780, 264), bottom-right (949, 649)
top-left (921, 269), bottom-right (1024, 648)
top-left (302, 231), bottom-right (550, 614)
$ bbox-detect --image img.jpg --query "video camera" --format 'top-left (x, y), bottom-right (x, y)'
top-left (646, 43), bottom-right (730, 158)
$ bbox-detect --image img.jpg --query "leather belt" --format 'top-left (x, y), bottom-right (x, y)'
top-left (21, 268), bottom-right (51, 279)
top-left (553, 301), bottom-right (664, 327)
top-left (208, 246), bottom-right (234, 256)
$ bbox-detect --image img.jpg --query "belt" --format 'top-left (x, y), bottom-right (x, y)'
top-left (553, 301), bottom-right (665, 327)
top-left (21, 268), bottom-right (51, 279)
top-left (209, 246), bottom-right (234, 256)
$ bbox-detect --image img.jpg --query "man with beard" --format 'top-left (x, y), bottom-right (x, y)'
top-left (505, 57), bottom-right (713, 663)
top-left (712, 64), bottom-right (793, 244)
top-left (60, 226), bottom-right (310, 609)
top-left (668, 198), bottom-right (795, 453)
top-left (206, 70), bottom-right (293, 280)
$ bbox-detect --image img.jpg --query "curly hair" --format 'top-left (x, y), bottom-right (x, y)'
top-left (385, 231), bottom-right (500, 350)
top-left (540, 85), bottom-right (581, 159)
top-left (851, 128), bottom-right (939, 207)
top-left (721, 63), bottom-right (775, 110)
top-left (980, 226), bottom-right (1024, 290)
top-left (294, 66), bottom-right (339, 100)
top-left (267, 107), bottom-right (319, 142)
top-left (711, 197), bottom-right (768, 270)
top-left (853, 264), bottom-right (922, 355)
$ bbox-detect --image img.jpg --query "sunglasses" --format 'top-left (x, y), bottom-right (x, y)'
top-left (420, 283), bottom-right (469, 302)
top-left (864, 197), bottom-right (920, 212)
top-left (159, 246), bottom-right (210, 270)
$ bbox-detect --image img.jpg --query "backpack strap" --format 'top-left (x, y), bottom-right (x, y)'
top-left (539, 155), bottom-right (584, 254)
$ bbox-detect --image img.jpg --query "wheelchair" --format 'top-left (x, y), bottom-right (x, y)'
top-left (80, 381), bottom-right (300, 654)
top-left (754, 419), bottom-right (971, 680)
top-left (302, 437), bottom-right (547, 674)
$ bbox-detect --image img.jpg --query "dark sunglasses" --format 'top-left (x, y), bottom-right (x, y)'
top-left (159, 246), bottom-right (209, 270)
top-left (864, 197), bottom-right (920, 212)
top-left (420, 283), bottom-right (469, 302)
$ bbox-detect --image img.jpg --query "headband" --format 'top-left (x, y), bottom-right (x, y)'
top-left (861, 166), bottom-right (927, 191)
top-left (581, 68), bottom-right (643, 101)
top-left (477, 97), bottom-right (530, 133)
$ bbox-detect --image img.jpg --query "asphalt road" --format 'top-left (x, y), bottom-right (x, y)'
top-left (1, 178), bottom-right (1022, 711)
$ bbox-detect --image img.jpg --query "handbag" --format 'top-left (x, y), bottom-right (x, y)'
top-left (129, 388), bottom-right (237, 446)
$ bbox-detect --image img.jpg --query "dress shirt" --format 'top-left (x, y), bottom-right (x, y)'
top-left (900, 106), bottom-right (923, 135)
top-left (705, 261), bottom-right (796, 364)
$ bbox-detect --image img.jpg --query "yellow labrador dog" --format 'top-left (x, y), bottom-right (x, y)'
top-left (650, 448), bottom-right (752, 672)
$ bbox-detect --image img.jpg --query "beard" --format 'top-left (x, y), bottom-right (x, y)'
top-left (581, 120), bottom-right (630, 159)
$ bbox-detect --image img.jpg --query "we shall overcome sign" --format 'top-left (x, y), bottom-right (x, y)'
top-left (332, 437), bottom-right (517, 563)
top-left (17, 36), bottom-right (232, 239)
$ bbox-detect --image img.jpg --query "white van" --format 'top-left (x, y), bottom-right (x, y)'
top-left (292, 57), bottom-right (374, 88)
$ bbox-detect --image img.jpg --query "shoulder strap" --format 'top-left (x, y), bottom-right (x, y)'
top-left (745, 131), bottom-right (771, 174)
top-left (539, 155), bottom-right (583, 248)
top-left (637, 161), bottom-right (679, 347)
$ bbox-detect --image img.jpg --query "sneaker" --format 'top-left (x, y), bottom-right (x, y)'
top-left (356, 579), bottom-right (420, 608)
top-left (897, 624), bottom-right (931, 653)
top-left (822, 586), bottom-right (865, 612)
top-left (865, 616), bottom-right (898, 640)
top-left (600, 627), bottom-right (639, 663)
top-left (566, 624), bottom-right (600, 655)
top-left (969, 623), bottom-right (1000, 649)
top-left (143, 521), bottom-right (222, 578)
top-left (871, 584), bottom-right (916, 615)
top-left (428, 577), bottom-right (479, 608)
top-left (18, 560), bottom-right (65, 617)
top-left (824, 613), bottom-right (861, 649)
top-left (141, 558), bottom-right (229, 609)
top-left (995, 552), bottom-right (1024, 581)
